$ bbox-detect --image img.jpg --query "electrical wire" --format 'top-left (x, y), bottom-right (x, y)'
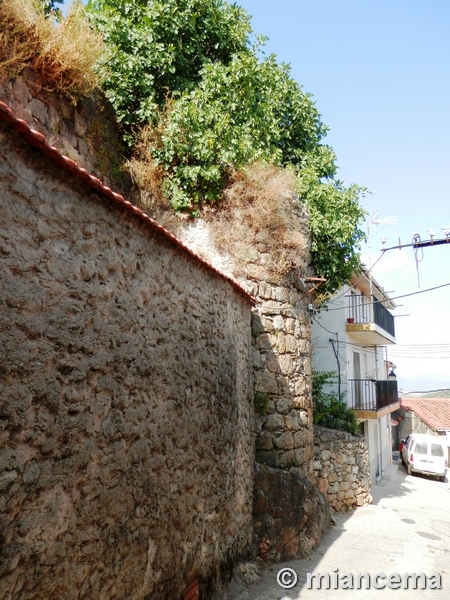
top-left (330, 252), bottom-right (387, 302)
top-left (312, 315), bottom-right (337, 337)
top-left (324, 281), bottom-right (450, 311)
top-left (312, 315), bottom-right (343, 396)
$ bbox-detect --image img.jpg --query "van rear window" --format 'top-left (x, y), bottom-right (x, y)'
top-left (414, 442), bottom-right (428, 455)
top-left (431, 444), bottom-right (444, 457)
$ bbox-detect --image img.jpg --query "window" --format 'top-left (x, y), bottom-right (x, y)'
top-left (431, 444), bottom-right (444, 457)
top-left (414, 442), bottom-right (428, 455)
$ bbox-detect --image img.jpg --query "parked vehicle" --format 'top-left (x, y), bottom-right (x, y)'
top-left (401, 433), bottom-right (448, 482)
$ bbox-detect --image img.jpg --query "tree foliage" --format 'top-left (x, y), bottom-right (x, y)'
top-left (87, 0), bottom-right (367, 295)
top-left (298, 149), bottom-right (367, 296)
top-left (152, 52), bottom-right (327, 210)
top-left (39, 0), bottom-right (63, 18)
top-left (312, 371), bottom-right (359, 436)
top-left (86, 0), bottom-right (252, 136)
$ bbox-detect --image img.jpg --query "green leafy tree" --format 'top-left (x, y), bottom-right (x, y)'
top-left (39, 0), bottom-right (63, 17)
top-left (152, 52), bottom-right (328, 210)
top-left (86, 0), bottom-right (252, 137)
top-left (312, 371), bottom-right (359, 435)
top-left (88, 0), bottom-right (367, 294)
top-left (298, 148), bottom-right (367, 296)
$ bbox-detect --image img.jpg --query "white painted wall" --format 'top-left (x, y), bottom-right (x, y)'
top-left (312, 280), bottom-right (395, 484)
top-left (364, 416), bottom-right (392, 483)
top-left (312, 285), bottom-right (388, 408)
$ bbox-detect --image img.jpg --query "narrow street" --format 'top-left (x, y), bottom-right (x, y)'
top-left (233, 463), bottom-right (450, 599)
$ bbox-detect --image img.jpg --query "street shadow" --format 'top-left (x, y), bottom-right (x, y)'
top-left (253, 508), bottom-right (361, 599)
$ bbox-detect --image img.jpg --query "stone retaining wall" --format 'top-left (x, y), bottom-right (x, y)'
top-left (250, 279), bottom-right (314, 475)
top-left (0, 116), bottom-right (254, 600)
top-left (311, 426), bottom-right (372, 512)
top-left (176, 211), bottom-right (316, 477)
top-left (0, 69), bottom-right (130, 192)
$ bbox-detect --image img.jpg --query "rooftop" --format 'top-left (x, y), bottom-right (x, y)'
top-left (400, 397), bottom-right (450, 432)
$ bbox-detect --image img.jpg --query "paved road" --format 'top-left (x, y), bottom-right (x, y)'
top-left (232, 462), bottom-right (450, 599)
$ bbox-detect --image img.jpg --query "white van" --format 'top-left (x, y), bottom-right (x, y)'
top-left (401, 433), bottom-right (448, 482)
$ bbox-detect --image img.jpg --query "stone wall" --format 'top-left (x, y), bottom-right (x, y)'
top-left (250, 278), bottom-right (314, 475)
top-left (252, 463), bottom-right (330, 563)
top-left (0, 118), bottom-right (254, 599)
top-left (310, 426), bottom-right (372, 513)
top-left (0, 69), bottom-right (130, 193)
top-left (175, 213), bottom-right (316, 477)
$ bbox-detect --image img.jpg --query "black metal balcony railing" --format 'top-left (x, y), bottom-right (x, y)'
top-left (373, 298), bottom-right (395, 338)
top-left (347, 295), bottom-right (395, 339)
top-left (348, 379), bottom-right (398, 411)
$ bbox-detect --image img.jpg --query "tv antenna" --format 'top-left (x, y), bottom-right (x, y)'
top-left (366, 212), bottom-right (398, 295)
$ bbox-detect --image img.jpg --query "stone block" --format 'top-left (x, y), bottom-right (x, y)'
top-left (258, 281), bottom-right (272, 299)
top-left (256, 431), bottom-right (274, 451)
top-left (273, 286), bottom-right (290, 302)
top-left (278, 450), bottom-right (295, 468)
top-left (263, 413), bottom-right (284, 432)
top-left (12, 77), bottom-right (30, 106)
top-left (253, 464), bottom-right (331, 563)
top-left (273, 432), bottom-right (294, 450)
top-left (285, 318), bottom-right (295, 334)
top-left (279, 354), bottom-right (293, 375)
top-left (254, 370), bottom-right (277, 394)
top-left (317, 478), bottom-right (329, 494)
top-left (28, 98), bottom-right (47, 123)
top-left (266, 352), bottom-right (280, 373)
top-left (285, 334), bottom-right (297, 353)
top-left (339, 481), bottom-right (351, 492)
top-left (273, 315), bottom-right (285, 331)
top-left (321, 450), bottom-right (331, 461)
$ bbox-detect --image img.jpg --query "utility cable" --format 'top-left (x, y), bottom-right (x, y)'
top-left (330, 252), bottom-right (387, 303)
top-left (325, 281), bottom-right (450, 311)
top-left (312, 315), bottom-right (342, 397)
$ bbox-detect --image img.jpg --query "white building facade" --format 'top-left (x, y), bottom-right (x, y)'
top-left (312, 269), bottom-right (399, 483)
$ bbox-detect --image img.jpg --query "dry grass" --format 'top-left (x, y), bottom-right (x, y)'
top-left (0, 0), bottom-right (103, 98)
top-left (130, 139), bottom-right (310, 278)
top-left (130, 121), bottom-right (310, 278)
top-left (208, 163), bottom-right (310, 277)
top-left (129, 122), bottom-right (168, 213)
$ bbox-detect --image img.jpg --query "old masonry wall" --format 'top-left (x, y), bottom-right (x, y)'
top-left (0, 108), bottom-right (254, 599)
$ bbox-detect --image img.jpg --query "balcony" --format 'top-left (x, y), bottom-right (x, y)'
top-left (346, 294), bottom-right (395, 345)
top-left (348, 378), bottom-right (399, 418)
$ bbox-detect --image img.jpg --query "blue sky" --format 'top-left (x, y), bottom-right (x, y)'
top-left (234, 0), bottom-right (450, 390)
top-left (73, 0), bottom-right (450, 389)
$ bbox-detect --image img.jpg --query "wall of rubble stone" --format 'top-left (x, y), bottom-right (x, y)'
top-left (0, 117), bottom-right (254, 600)
top-left (250, 277), bottom-right (314, 476)
top-left (176, 213), bottom-right (316, 478)
top-left (311, 426), bottom-right (372, 513)
top-left (0, 69), bottom-right (130, 193)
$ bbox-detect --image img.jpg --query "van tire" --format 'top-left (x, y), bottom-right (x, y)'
top-left (407, 464), bottom-right (412, 476)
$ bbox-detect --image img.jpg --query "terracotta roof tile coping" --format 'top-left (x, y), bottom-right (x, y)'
top-left (0, 100), bottom-right (255, 305)
top-left (400, 397), bottom-right (450, 432)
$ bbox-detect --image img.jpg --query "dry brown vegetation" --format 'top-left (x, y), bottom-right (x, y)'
top-left (209, 163), bottom-right (310, 276)
top-left (0, 0), bottom-right (103, 98)
top-left (131, 141), bottom-right (310, 278)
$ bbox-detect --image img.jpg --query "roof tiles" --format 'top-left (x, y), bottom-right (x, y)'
top-left (400, 397), bottom-right (450, 432)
